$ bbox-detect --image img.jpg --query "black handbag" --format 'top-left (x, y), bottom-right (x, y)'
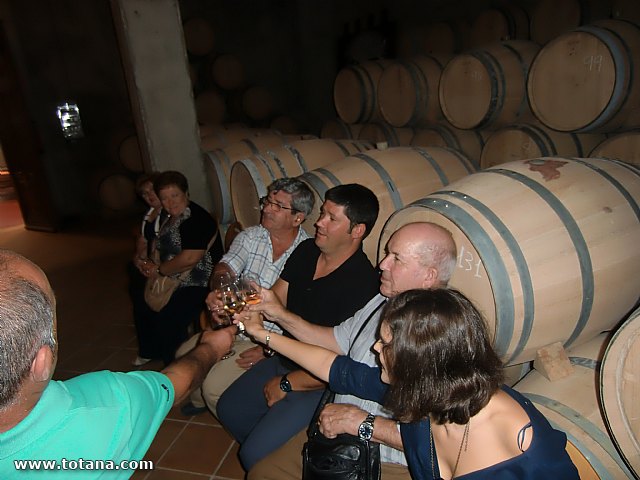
top-left (302, 389), bottom-right (381, 480)
top-left (302, 300), bottom-right (386, 480)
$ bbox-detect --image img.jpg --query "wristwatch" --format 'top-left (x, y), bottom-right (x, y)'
top-left (279, 374), bottom-right (292, 392)
top-left (358, 413), bottom-right (376, 440)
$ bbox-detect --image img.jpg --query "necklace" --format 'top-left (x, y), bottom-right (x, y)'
top-left (429, 419), bottom-right (470, 480)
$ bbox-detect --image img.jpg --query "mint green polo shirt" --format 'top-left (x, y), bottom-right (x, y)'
top-left (0, 370), bottom-right (174, 478)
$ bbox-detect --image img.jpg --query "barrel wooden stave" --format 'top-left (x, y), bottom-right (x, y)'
top-left (591, 131), bottom-right (640, 166)
top-left (379, 157), bottom-right (640, 364)
top-left (333, 60), bottom-right (390, 124)
top-left (530, 0), bottom-right (612, 45)
top-left (411, 124), bottom-right (487, 169)
top-left (357, 123), bottom-right (415, 147)
top-left (469, 5), bottom-right (530, 48)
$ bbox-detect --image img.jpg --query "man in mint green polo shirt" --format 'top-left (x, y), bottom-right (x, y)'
top-left (0, 249), bottom-right (234, 478)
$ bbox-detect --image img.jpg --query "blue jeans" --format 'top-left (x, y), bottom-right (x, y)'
top-left (217, 355), bottom-right (324, 470)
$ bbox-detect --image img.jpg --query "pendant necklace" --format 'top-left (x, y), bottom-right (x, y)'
top-left (430, 419), bottom-right (470, 480)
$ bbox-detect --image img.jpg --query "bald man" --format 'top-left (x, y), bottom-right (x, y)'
top-left (0, 250), bottom-right (234, 477)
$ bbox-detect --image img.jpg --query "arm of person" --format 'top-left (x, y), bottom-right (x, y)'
top-left (318, 403), bottom-right (404, 450)
top-left (247, 287), bottom-right (341, 352)
top-left (156, 249), bottom-right (205, 277)
top-left (243, 313), bottom-right (337, 381)
top-left (161, 328), bottom-right (234, 406)
top-left (263, 369), bottom-right (326, 407)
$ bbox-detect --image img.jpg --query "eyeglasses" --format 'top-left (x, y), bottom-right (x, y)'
top-left (259, 196), bottom-right (299, 213)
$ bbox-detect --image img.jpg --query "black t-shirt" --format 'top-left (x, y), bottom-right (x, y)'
top-left (281, 238), bottom-right (379, 331)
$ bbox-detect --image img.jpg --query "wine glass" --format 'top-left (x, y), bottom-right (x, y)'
top-left (237, 273), bottom-right (262, 306)
top-left (210, 271), bottom-right (238, 359)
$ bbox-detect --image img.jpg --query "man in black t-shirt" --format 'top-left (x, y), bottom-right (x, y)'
top-left (217, 184), bottom-right (380, 471)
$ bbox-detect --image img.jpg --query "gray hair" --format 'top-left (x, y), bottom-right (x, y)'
top-left (0, 250), bottom-right (56, 409)
top-left (267, 178), bottom-right (315, 216)
top-left (414, 225), bottom-right (457, 286)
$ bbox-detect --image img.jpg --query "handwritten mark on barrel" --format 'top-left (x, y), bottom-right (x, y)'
top-left (525, 159), bottom-right (568, 181)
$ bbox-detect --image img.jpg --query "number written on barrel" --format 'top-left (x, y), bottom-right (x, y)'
top-left (584, 55), bottom-right (603, 72)
top-left (457, 245), bottom-right (483, 278)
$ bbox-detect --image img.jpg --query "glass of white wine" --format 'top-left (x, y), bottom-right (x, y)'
top-left (210, 271), bottom-right (239, 359)
top-left (237, 273), bottom-right (261, 306)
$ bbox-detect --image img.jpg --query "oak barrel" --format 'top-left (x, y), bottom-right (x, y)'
top-left (357, 123), bottom-right (414, 147)
top-left (439, 40), bottom-right (540, 130)
top-left (530, 0), bottom-right (612, 45)
top-left (591, 131), bottom-right (640, 167)
top-left (379, 157), bottom-right (640, 364)
top-left (527, 19), bottom-right (640, 133)
top-left (411, 124), bottom-right (487, 168)
top-left (469, 5), bottom-right (530, 47)
top-left (320, 119), bottom-right (363, 140)
top-left (333, 60), bottom-right (390, 124)
top-left (377, 55), bottom-right (447, 128)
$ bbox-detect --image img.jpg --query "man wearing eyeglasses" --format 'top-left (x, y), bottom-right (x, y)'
top-left (217, 183), bottom-right (381, 470)
top-left (176, 178), bottom-right (313, 417)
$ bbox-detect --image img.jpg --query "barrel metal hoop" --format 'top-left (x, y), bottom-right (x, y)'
top-left (237, 157), bottom-right (269, 200)
top-left (314, 168), bottom-right (341, 187)
top-left (241, 138), bottom-right (260, 155)
top-left (332, 139), bottom-right (350, 156)
top-left (501, 42), bottom-right (530, 118)
top-left (264, 150), bottom-right (288, 178)
top-left (205, 151), bottom-right (233, 223)
top-left (513, 124), bottom-right (556, 156)
top-left (353, 153), bottom-right (403, 211)
top-left (470, 49), bottom-right (506, 128)
top-left (299, 171), bottom-right (331, 200)
top-left (284, 144), bottom-right (308, 172)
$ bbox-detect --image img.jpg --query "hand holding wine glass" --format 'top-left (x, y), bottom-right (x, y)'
top-left (209, 270), bottom-right (238, 359)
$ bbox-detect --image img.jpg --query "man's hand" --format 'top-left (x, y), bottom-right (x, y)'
top-left (236, 345), bottom-right (265, 370)
top-left (263, 376), bottom-right (287, 407)
top-left (246, 287), bottom-right (287, 323)
top-left (317, 403), bottom-right (368, 439)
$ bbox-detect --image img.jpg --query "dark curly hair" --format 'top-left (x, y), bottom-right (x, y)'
top-left (380, 288), bottom-right (503, 425)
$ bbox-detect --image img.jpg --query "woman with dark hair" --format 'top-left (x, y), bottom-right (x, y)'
top-left (238, 288), bottom-right (579, 479)
top-left (132, 170), bottom-right (223, 366)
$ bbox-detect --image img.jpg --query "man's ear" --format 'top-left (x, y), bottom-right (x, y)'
top-left (30, 345), bottom-right (54, 383)
top-left (422, 267), bottom-right (439, 288)
top-left (350, 223), bottom-right (366, 240)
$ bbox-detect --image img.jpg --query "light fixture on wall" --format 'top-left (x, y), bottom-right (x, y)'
top-left (56, 102), bottom-right (84, 139)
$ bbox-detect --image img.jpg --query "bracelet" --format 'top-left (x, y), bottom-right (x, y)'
top-left (265, 334), bottom-right (271, 349)
top-left (263, 334), bottom-right (275, 357)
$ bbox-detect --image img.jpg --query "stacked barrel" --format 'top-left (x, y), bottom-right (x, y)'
top-left (312, 4), bottom-right (640, 479)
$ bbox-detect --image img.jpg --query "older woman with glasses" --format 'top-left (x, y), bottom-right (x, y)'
top-left (132, 170), bottom-right (224, 367)
top-left (238, 288), bottom-right (579, 479)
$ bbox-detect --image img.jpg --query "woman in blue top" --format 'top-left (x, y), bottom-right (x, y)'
top-left (239, 288), bottom-right (579, 479)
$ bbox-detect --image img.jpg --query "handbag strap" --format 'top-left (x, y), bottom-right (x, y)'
top-left (307, 298), bottom-right (387, 435)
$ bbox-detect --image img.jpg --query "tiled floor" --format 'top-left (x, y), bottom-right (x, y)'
top-left (0, 203), bottom-right (245, 480)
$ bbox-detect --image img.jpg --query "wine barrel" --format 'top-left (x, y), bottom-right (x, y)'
top-left (591, 131), bottom-right (640, 166)
top-left (377, 55), bottom-right (448, 128)
top-left (298, 146), bottom-right (476, 264)
top-left (320, 119), bottom-right (363, 140)
top-left (530, 0), bottom-right (612, 45)
top-left (527, 19), bottom-right (640, 133)
top-left (469, 5), bottom-right (530, 48)
top-left (515, 334), bottom-right (635, 479)
top-left (204, 132), bottom-right (310, 224)
top-left (439, 40), bottom-right (540, 130)
top-left (357, 123), bottom-right (414, 147)
top-left (230, 139), bottom-right (374, 228)
top-left (242, 86), bottom-right (275, 121)
top-left (200, 127), bottom-right (267, 151)
top-left (480, 123), bottom-right (605, 169)
top-left (333, 60), bottom-right (390, 124)
top-left (600, 306), bottom-right (640, 477)
top-left (379, 157), bottom-right (640, 365)
top-left (411, 124), bottom-right (487, 168)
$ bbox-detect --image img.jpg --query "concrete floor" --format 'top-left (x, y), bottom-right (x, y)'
top-left (0, 205), bottom-right (245, 480)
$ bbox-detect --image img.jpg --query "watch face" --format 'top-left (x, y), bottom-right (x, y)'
top-left (358, 422), bottom-right (374, 440)
top-left (280, 377), bottom-right (292, 392)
